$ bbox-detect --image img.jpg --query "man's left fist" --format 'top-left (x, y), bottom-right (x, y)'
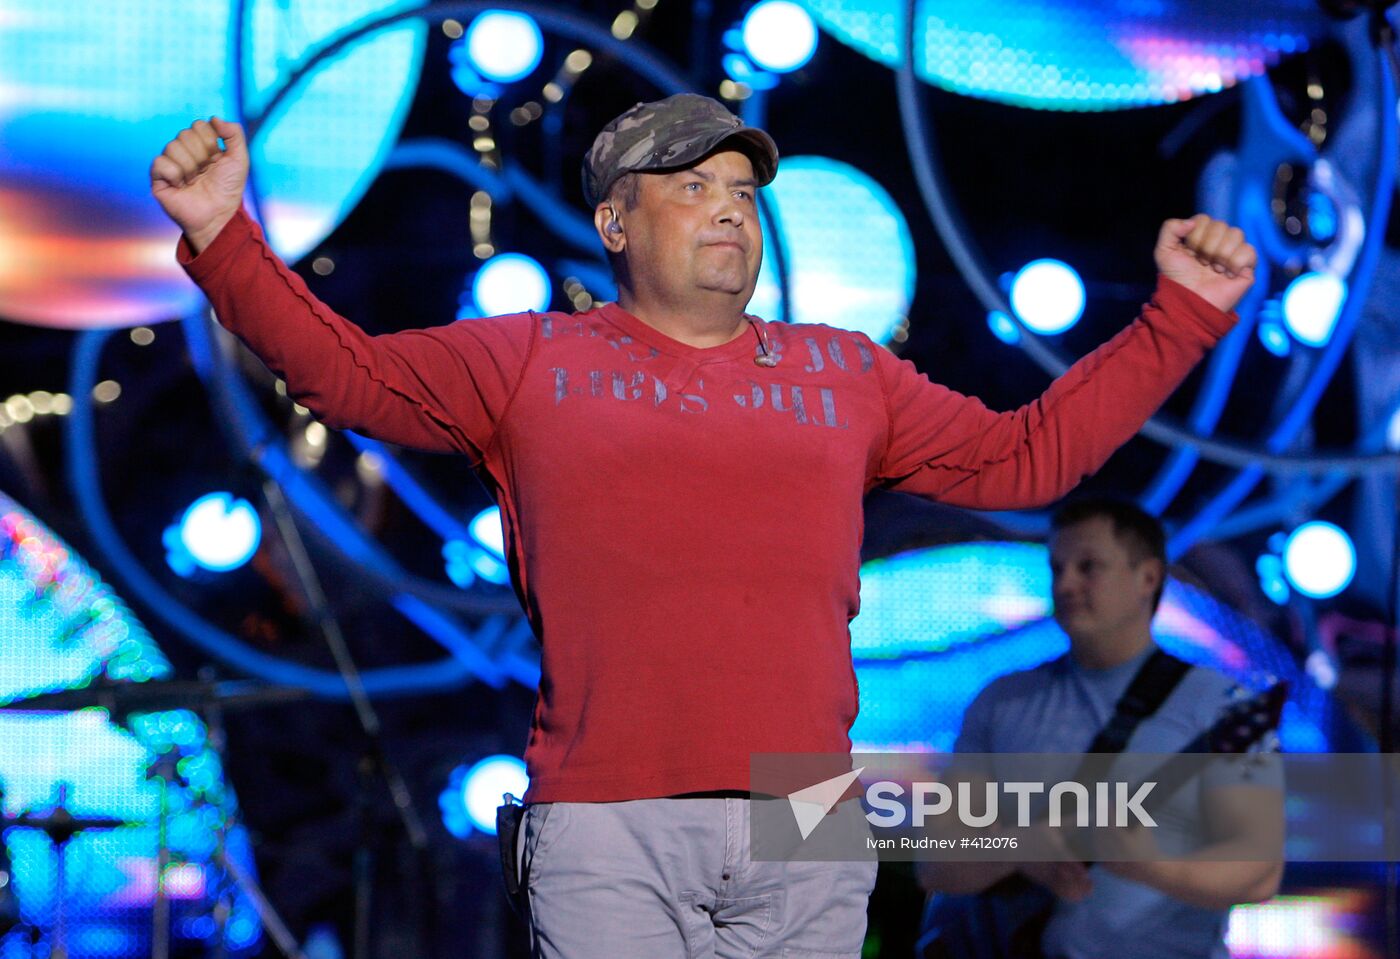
top-left (1153, 214), bottom-right (1257, 315)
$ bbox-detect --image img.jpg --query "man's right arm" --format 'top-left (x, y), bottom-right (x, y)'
top-left (153, 119), bottom-right (533, 459)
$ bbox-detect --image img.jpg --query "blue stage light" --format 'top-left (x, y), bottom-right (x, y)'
top-left (1281, 271), bottom-right (1346, 347)
top-left (748, 156), bottom-right (915, 344)
top-left (471, 253), bottom-right (552, 317)
top-left (469, 552), bottom-right (510, 585)
top-left (441, 507), bottom-right (509, 587)
top-left (462, 755), bottom-right (529, 834)
top-left (442, 540), bottom-right (477, 589)
top-left (448, 44), bottom-right (488, 97)
top-left (723, 52), bottom-right (757, 82)
top-left (1282, 521), bottom-right (1355, 599)
top-left (170, 493), bottom-right (261, 574)
top-left (722, 51), bottom-right (780, 89)
top-left (465, 11), bottom-right (543, 83)
top-left (470, 506), bottom-right (505, 559)
top-left (987, 310), bottom-right (1022, 345)
top-left (438, 766), bottom-right (472, 837)
top-left (228, 914), bottom-right (260, 948)
top-left (469, 508), bottom-right (509, 584)
top-left (1255, 553), bottom-right (1290, 605)
top-left (1257, 320), bottom-right (1291, 357)
top-left (1308, 191), bottom-right (1338, 242)
top-left (741, 1), bottom-right (818, 73)
top-left (1304, 649), bottom-right (1338, 691)
top-left (1009, 259), bottom-right (1085, 334)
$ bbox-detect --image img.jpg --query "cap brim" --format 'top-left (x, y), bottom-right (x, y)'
top-left (714, 128), bottom-right (779, 186)
top-left (642, 127), bottom-right (780, 186)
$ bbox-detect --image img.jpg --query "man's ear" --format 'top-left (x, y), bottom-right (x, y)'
top-left (1140, 558), bottom-right (1164, 598)
top-left (594, 203), bottom-right (626, 253)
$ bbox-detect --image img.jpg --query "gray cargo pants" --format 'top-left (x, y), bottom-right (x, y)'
top-left (516, 797), bottom-right (878, 958)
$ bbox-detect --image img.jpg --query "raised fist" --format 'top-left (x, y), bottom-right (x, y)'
top-left (1153, 215), bottom-right (1257, 315)
top-left (150, 117), bottom-right (248, 254)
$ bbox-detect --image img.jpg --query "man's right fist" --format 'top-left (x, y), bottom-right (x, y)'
top-left (150, 117), bottom-right (248, 255)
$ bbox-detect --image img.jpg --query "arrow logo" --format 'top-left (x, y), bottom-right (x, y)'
top-left (787, 767), bottom-right (865, 840)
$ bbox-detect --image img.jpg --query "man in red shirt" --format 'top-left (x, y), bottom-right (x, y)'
top-left (152, 95), bottom-right (1255, 958)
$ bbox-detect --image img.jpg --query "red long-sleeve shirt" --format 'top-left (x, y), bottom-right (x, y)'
top-left (179, 208), bottom-right (1234, 802)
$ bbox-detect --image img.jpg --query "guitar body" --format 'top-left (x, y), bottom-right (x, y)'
top-left (918, 875), bottom-right (1056, 959)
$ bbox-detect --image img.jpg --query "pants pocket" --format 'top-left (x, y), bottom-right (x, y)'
top-left (523, 802), bottom-right (570, 892)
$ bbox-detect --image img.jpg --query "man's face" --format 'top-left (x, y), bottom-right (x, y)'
top-left (1049, 516), bottom-right (1161, 649)
top-left (613, 149), bottom-right (764, 306)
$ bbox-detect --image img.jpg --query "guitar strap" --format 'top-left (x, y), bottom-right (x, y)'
top-left (1075, 648), bottom-right (1191, 779)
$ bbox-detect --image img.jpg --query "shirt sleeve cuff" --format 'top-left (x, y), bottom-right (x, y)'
top-left (1152, 274), bottom-right (1238, 343)
top-left (175, 206), bottom-right (261, 279)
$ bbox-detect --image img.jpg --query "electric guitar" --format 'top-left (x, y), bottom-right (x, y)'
top-left (916, 682), bottom-right (1288, 959)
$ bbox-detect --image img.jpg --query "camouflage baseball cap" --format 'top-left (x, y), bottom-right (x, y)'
top-left (582, 93), bottom-right (779, 208)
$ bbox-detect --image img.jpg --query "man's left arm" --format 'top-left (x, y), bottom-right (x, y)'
top-left (874, 216), bottom-right (1257, 509)
top-left (1100, 782), bottom-right (1284, 910)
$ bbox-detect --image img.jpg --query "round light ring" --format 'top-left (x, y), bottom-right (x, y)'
top-left (465, 11), bottom-right (544, 84)
top-left (178, 493), bottom-right (261, 573)
top-left (1009, 259), bottom-right (1085, 335)
top-left (1282, 521), bottom-right (1356, 599)
top-left (741, 1), bottom-right (818, 74)
top-left (461, 755), bottom-right (529, 834)
top-left (471, 253), bottom-right (551, 317)
top-left (1281, 271), bottom-right (1346, 348)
